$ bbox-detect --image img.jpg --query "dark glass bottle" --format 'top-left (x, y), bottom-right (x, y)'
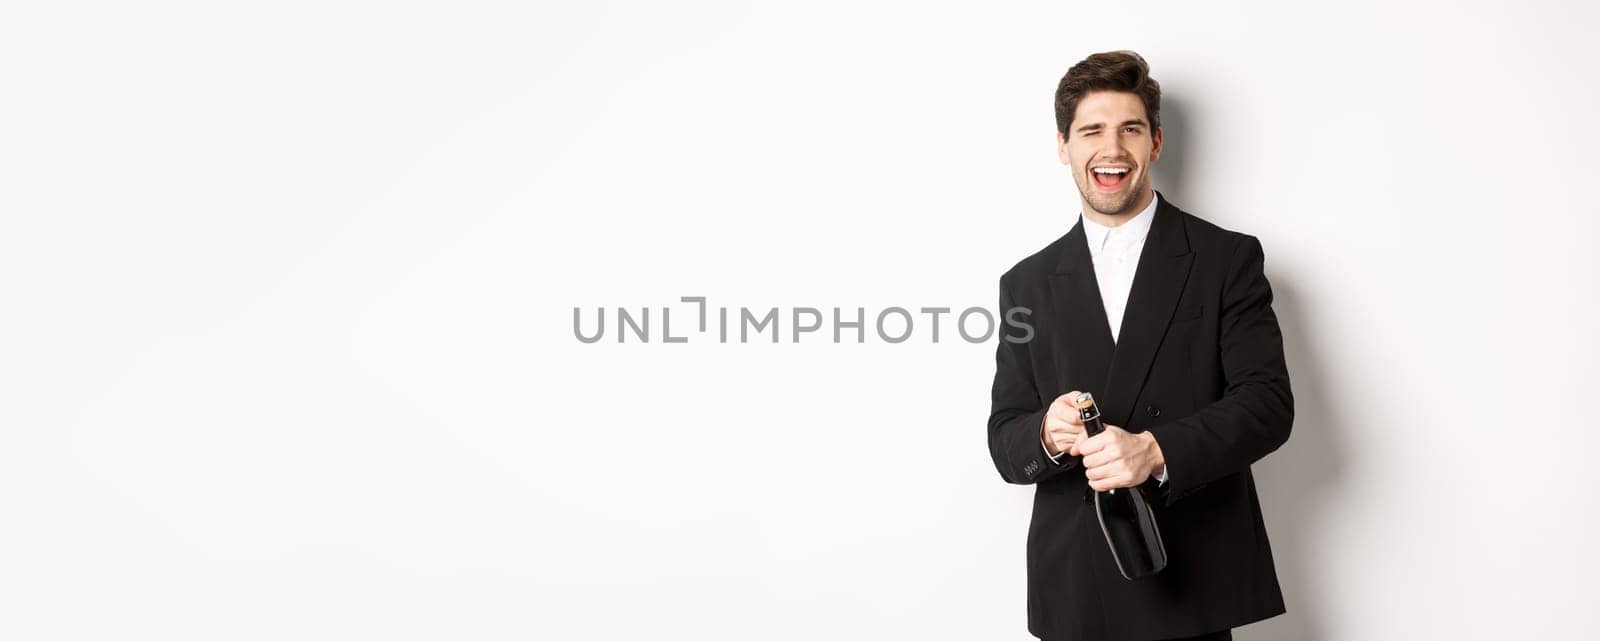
top-left (1076, 392), bottom-right (1168, 579)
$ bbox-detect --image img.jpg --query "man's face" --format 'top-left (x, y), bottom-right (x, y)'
top-left (1057, 90), bottom-right (1163, 217)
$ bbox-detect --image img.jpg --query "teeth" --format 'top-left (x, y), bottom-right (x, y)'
top-left (1092, 167), bottom-right (1129, 174)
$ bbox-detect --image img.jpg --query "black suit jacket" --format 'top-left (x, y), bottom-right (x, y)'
top-left (988, 194), bottom-right (1293, 641)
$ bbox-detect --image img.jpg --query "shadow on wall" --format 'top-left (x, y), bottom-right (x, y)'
top-left (1151, 94), bottom-right (1190, 199)
top-left (1156, 94), bottom-right (1348, 641)
top-left (1235, 278), bottom-right (1346, 641)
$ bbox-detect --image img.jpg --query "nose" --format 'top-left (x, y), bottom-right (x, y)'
top-left (1095, 142), bottom-right (1131, 167)
top-left (1106, 133), bottom-right (1132, 160)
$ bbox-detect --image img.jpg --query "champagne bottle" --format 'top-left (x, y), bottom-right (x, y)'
top-left (1076, 392), bottom-right (1168, 579)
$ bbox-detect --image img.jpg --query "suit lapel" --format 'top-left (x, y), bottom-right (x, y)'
top-left (1047, 218), bottom-right (1115, 403)
top-left (1100, 197), bottom-right (1195, 428)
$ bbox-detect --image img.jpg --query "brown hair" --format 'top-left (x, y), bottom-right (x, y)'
top-left (1054, 50), bottom-right (1162, 137)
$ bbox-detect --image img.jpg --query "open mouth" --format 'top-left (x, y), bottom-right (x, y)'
top-left (1091, 166), bottom-right (1132, 191)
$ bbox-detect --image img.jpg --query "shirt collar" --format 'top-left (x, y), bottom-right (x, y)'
top-left (1080, 192), bottom-right (1159, 257)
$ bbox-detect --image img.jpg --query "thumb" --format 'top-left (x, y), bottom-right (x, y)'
top-left (1069, 434), bottom-right (1091, 457)
top-left (1074, 431), bottom-right (1107, 456)
top-left (1056, 390), bottom-right (1083, 408)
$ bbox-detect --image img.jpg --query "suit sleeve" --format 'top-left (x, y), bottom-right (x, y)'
top-left (1144, 235), bottom-right (1293, 505)
top-left (988, 274), bottom-right (1080, 485)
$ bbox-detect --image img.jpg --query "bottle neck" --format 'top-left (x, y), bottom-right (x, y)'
top-left (1080, 405), bottom-right (1106, 437)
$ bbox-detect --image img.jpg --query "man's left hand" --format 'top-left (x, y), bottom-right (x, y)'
top-left (1070, 425), bottom-right (1165, 491)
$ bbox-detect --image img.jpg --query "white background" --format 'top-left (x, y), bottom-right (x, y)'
top-left (3, 1), bottom-right (1597, 639)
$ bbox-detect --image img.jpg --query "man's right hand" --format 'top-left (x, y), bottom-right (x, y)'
top-left (1042, 390), bottom-right (1089, 456)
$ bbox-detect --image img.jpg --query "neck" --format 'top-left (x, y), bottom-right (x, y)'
top-left (1081, 188), bottom-right (1155, 228)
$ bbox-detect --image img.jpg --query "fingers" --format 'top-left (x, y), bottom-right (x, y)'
top-left (1088, 475), bottom-right (1138, 491)
top-left (1053, 391), bottom-right (1085, 425)
top-left (1074, 422), bottom-right (1127, 452)
top-left (1083, 459), bottom-right (1126, 480)
top-left (1046, 427), bottom-right (1078, 455)
top-left (1044, 416), bottom-right (1084, 438)
top-left (1082, 427), bottom-right (1150, 490)
top-left (1050, 391), bottom-right (1103, 456)
top-left (1084, 461), bottom-right (1138, 490)
top-left (1071, 431), bottom-right (1108, 457)
top-left (1043, 394), bottom-right (1086, 454)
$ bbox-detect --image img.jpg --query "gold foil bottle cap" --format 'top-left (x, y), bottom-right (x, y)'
top-left (1073, 392), bottom-right (1095, 409)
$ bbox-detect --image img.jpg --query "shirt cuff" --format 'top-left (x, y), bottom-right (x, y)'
top-left (1154, 464), bottom-right (1168, 486)
top-left (1042, 436), bottom-right (1067, 463)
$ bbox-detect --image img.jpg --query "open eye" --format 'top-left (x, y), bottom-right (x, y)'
top-left (1122, 126), bottom-right (1141, 134)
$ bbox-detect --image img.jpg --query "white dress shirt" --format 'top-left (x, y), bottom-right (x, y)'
top-left (1042, 194), bottom-right (1168, 485)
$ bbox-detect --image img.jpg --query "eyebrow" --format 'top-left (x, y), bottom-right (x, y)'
top-left (1075, 119), bottom-right (1149, 133)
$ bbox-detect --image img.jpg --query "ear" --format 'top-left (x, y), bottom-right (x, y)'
top-left (1149, 127), bottom-right (1164, 164)
top-left (1056, 130), bottom-right (1071, 165)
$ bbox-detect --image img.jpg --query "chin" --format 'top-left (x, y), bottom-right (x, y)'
top-left (1083, 188), bottom-right (1142, 217)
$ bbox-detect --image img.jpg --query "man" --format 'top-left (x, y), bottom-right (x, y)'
top-left (987, 51), bottom-right (1294, 641)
